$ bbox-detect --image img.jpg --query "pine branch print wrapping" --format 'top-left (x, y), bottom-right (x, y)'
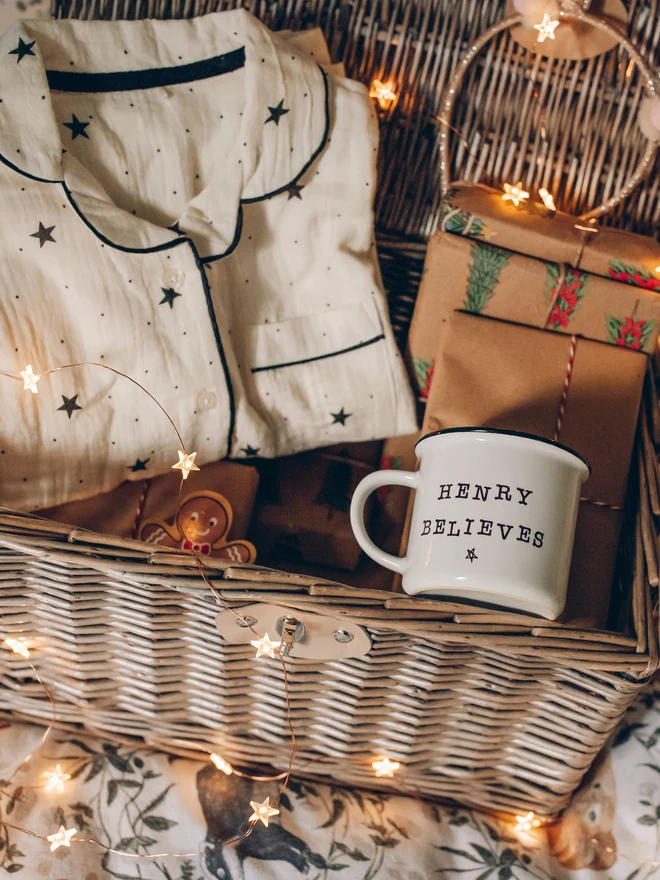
top-left (412, 356), bottom-right (434, 398)
top-left (605, 314), bottom-right (655, 350)
top-left (464, 243), bottom-right (510, 313)
top-left (545, 263), bottom-right (588, 329)
top-left (440, 189), bottom-right (491, 238)
top-left (609, 258), bottom-right (660, 291)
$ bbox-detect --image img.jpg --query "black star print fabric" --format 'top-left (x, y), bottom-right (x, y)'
top-left (9, 38), bottom-right (35, 63)
top-left (331, 408), bottom-right (351, 426)
top-left (57, 394), bottom-right (82, 418)
top-left (63, 114), bottom-right (90, 140)
top-left (0, 16), bottom-right (415, 511)
top-left (285, 183), bottom-right (304, 200)
top-left (30, 222), bottom-right (56, 247)
top-left (159, 288), bottom-right (181, 309)
top-left (265, 99), bottom-right (290, 126)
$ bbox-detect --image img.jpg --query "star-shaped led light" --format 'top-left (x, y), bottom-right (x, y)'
top-left (171, 450), bottom-right (199, 480)
top-left (210, 753), bottom-right (233, 775)
top-left (20, 364), bottom-right (41, 394)
top-left (514, 811), bottom-right (541, 833)
top-left (249, 797), bottom-right (280, 828)
top-left (534, 13), bottom-right (559, 43)
top-left (3, 637), bottom-right (30, 659)
top-left (44, 764), bottom-right (72, 793)
top-left (47, 825), bottom-right (77, 851)
top-left (369, 79), bottom-right (398, 110)
top-left (372, 756), bottom-right (400, 778)
top-left (539, 188), bottom-right (556, 212)
top-left (501, 182), bottom-right (530, 207)
top-left (251, 633), bottom-right (281, 659)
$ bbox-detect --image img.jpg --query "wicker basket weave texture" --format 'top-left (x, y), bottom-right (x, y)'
top-left (0, 0), bottom-right (650, 816)
top-left (0, 462), bottom-right (655, 818)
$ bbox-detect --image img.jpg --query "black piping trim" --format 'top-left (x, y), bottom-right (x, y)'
top-left (200, 205), bottom-right (243, 265)
top-left (0, 63), bottom-right (330, 263)
top-left (63, 183), bottom-right (182, 254)
top-left (0, 150), bottom-right (61, 185)
top-left (241, 65), bottom-right (331, 205)
top-left (192, 245), bottom-right (236, 456)
top-left (200, 66), bottom-right (329, 263)
top-left (62, 182), bottom-right (236, 456)
top-left (251, 334), bottom-right (385, 373)
top-left (47, 47), bottom-right (245, 93)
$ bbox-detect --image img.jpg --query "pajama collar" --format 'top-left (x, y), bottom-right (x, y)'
top-left (0, 10), bottom-right (329, 259)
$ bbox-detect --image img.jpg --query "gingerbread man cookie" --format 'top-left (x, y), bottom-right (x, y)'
top-left (141, 490), bottom-right (256, 563)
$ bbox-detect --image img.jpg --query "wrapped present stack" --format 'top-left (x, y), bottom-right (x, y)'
top-left (395, 182), bottom-right (660, 627)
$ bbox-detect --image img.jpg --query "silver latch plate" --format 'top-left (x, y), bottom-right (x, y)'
top-left (215, 604), bottom-right (371, 660)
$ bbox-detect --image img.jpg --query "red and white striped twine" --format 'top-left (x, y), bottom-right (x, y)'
top-left (553, 334), bottom-right (577, 442)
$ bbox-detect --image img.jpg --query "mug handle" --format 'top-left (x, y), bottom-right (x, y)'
top-left (350, 470), bottom-right (419, 574)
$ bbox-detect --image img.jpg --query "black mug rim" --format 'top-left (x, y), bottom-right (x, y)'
top-left (415, 427), bottom-right (591, 475)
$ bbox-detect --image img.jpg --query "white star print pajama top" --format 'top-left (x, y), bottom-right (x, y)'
top-left (0, 10), bottom-right (416, 510)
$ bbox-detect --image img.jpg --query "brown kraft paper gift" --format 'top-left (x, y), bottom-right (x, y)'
top-left (405, 193), bottom-right (660, 627)
top-left (41, 460), bottom-right (259, 542)
top-left (253, 446), bottom-right (378, 571)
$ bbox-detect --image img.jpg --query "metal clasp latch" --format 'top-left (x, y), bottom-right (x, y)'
top-left (276, 616), bottom-right (305, 657)
top-left (215, 604), bottom-right (371, 661)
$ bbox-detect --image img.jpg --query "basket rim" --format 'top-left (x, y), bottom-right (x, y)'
top-left (0, 507), bottom-right (655, 675)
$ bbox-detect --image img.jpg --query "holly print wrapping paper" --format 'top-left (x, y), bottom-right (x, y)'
top-left (402, 185), bottom-right (660, 628)
top-left (439, 182), bottom-right (660, 290)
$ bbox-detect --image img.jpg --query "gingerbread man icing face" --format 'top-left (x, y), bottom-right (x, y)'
top-left (140, 490), bottom-right (256, 563)
top-left (178, 496), bottom-right (229, 546)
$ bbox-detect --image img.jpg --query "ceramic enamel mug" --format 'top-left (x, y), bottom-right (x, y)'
top-left (350, 428), bottom-right (590, 619)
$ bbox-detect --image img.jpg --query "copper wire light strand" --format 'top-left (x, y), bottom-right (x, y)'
top-left (0, 358), bottom-right (297, 857)
top-left (0, 650), bottom-right (56, 787)
top-left (41, 362), bottom-right (187, 451)
top-left (192, 554), bottom-right (293, 783)
top-left (0, 362), bottom-right (187, 452)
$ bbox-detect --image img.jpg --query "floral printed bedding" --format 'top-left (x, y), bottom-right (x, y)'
top-left (1, 678), bottom-right (660, 880)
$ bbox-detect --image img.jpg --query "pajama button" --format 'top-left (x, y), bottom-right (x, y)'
top-left (197, 389), bottom-right (217, 411)
top-left (163, 268), bottom-right (185, 290)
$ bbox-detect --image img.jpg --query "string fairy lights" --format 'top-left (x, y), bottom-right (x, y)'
top-left (249, 797), bottom-right (280, 828)
top-left (533, 12), bottom-right (559, 43)
top-left (43, 764), bottom-right (71, 793)
top-left (47, 825), bottom-right (77, 851)
top-left (371, 757), bottom-right (400, 778)
top-left (514, 811), bottom-right (542, 833)
top-left (19, 364), bottom-right (40, 394)
top-left (5, 354), bottom-right (660, 871)
top-left (172, 449), bottom-right (200, 480)
top-left (501, 181), bottom-right (530, 206)
top-left (4, 637), bottom-right (30, 659)
top-left (210, 753), bottom-right (234, 775)
top-left (251, 633), bottom-right (282, 659)
top-left (538, 187), bottom-right (557, 212)
top-left (369, 78), bottom-right (398, 111)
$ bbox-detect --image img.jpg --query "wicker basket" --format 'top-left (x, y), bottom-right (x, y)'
top-left (0, 0), bottom-right (655, 817)
top-left (0, 386), bottom-right (657, 816)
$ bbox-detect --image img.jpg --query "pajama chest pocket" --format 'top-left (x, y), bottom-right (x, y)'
top-left (244, 298), bottom-right (405, 455)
